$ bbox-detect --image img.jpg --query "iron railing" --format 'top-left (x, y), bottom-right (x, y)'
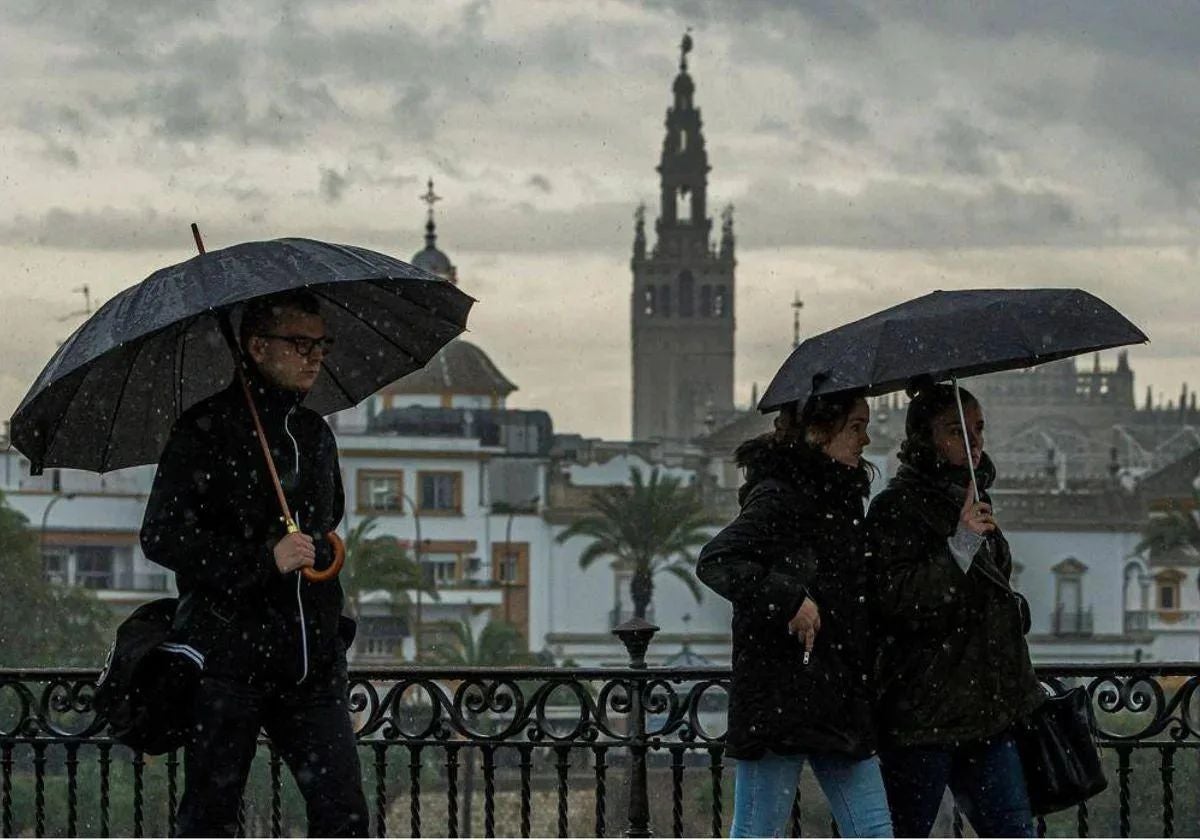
top-left (2, 624), bottom-right (1200, 838)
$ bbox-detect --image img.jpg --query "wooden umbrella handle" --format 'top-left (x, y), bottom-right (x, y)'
top-left (303, 531), bottom-right (345, 583)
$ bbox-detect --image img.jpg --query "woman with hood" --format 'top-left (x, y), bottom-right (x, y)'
top-left (697, 392), bottom-right (892, 838)
top-left (866, 383), bottom-right (1043, 837)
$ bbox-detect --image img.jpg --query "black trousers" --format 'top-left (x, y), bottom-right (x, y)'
top-left (175, 667), bottom-right (368, 837)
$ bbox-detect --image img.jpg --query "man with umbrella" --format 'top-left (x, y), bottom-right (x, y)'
top-left (11, 233), bottom-right (472, 836)
top-left (141, 289), bottom-right (367, 837)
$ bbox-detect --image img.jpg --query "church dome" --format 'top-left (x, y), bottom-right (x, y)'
top-left (411, 241), bottom-right (454, 280)
top-left (383, 339), bottom-right (516, 398)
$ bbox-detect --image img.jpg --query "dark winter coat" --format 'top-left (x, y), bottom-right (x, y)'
top-left (140, 370), bottom-right (352, 687)
top-left (866, 454), bottom-right (1044, 748)
top-left (696, 436), bottom-right (877, 760)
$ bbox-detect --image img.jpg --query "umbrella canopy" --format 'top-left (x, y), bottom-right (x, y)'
top-left (11, 237), bottom-right (474, 474)
top-left (758, 288), bottom-right (1147, 412)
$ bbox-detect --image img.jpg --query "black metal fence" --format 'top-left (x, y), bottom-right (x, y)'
top-left (2, 623), bottom-right (1199, 838)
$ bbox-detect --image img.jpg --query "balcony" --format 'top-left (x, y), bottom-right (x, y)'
top-left (1123, 609), bottom-right (1200, 634)
top-left (1051, 606), bottom-right (1094, 637)
top-left (1, 632), bottom-right (1197, 837)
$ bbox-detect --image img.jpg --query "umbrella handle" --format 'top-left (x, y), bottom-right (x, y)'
top-left (301, 531), bottom-right (345, 583)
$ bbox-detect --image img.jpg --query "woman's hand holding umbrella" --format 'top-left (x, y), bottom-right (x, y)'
top-left (959, 481), bottom-right (996, 537)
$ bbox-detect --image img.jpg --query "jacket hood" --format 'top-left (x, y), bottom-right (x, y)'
top-left (734, 434), bottom-right (871, 505)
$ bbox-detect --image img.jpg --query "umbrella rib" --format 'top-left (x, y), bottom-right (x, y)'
top-left (98, 340), bottom-right (144, 473)
top-left (175, 321), bottom-right (187, 420)
top-left (306, 286), bottom-right (422, 365)
top-left (319, 360), bottom-right (356, 406)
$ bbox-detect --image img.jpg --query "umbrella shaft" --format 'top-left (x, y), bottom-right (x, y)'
top-left (951, 376), bottom-right (980, 503)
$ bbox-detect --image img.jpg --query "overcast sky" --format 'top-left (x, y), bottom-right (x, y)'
top-left (2, 0), bottom-right (1199, 441)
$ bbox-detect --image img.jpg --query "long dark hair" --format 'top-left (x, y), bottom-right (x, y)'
top-left (898, 381), bottom-right (979, 470)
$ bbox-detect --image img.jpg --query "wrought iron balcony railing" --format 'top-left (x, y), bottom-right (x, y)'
top-left (2, 626), bottom-right (1199, 838)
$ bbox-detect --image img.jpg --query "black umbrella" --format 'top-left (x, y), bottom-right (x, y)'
top-left (11, 236), bottom-right (474, 475)
top-left (759, 288), bottom-right (1147, 411)
top-left (757, 287), bottom-right (1148, 496)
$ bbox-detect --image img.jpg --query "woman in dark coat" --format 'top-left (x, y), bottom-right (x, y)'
top-left (866, 383), bottom-right (1044, 838)
top-left (697, 393), bottom-right (892, 838)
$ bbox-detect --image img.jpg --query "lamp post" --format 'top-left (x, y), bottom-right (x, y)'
top-left (40, 492), bottom-right (78, 584)
top-left (399, 491), bottom-right (430, 660)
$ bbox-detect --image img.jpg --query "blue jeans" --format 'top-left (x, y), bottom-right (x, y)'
top-left (881, 735), bottom-right (1033, 838)
top-left (730, 752), bottom-right (894, 838)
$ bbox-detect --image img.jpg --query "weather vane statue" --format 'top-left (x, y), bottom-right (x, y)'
top-left (680, 29), bottom-right (693, 71)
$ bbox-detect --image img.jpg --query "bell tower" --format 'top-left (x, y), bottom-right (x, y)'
top-left (631, 33), bottom-right (736, 443)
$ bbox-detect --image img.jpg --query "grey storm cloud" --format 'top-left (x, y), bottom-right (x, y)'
top-left (319, 168), bottom-right (349, 204)
top-left (526, 174), bottom-right (553, 193)
top-left (803, 100), bottom-right (871, 145)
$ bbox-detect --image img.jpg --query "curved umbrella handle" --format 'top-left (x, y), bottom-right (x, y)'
top-left (302, 531), bottom-right (345, 583)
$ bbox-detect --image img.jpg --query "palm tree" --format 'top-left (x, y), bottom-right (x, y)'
top-left (430, 618), bottom-right (536, 668)
top-left (1136, 488), bottom-right (1200, 561)
top-left (556, 466), bottom-right (714, 620)
top-left (340, 517), bottom-right (437, 656)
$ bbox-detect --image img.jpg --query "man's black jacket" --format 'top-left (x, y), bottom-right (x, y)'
top-left (696, 436), bottom-right (877, 760)
top-left (866, 454), bottom-right (1044, 748)
top-left (141, 370), bottom-right (350, 687)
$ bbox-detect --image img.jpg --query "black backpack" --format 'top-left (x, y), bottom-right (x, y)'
top-left (93, 598), bottom-right (202, 755)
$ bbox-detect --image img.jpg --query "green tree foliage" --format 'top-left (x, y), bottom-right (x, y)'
top-left (556, 467), bottom-right (714, 619)
top-left (1136, 487), bottom-right (1200, 560)
top-left (0, 490), bottom-right (113, 666)
top-left (340, 516), bottom-right (437, 619)
top-left (428, 619), bottom-right (536, 668)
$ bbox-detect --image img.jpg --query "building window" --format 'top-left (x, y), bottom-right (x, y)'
top-left (75, 546), bottom-right (115, 590)
top-left (678, 271), bottom-right (695, 318)
top-left (42, 547), bottom-right (69, 585)
top-left (659, 285), bottom-right (672, 317)
top-left (1155, 568), bottom-right (1185, 612)
top-left (356, 470), bottom-right (404, 513)
top-left (494, 543), bottom-right (528, 585)
top-left (642, 286), bottom-right (656, 316)
top-left (418, 471), bottom-right (462, 514)
top-left (423, 551), bottom-right (460, 586)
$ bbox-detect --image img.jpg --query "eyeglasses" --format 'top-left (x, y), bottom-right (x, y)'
top-left (258, 334), bottom-right (336, 357)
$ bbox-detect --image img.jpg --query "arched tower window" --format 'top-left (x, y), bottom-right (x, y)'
top-left (678, 271), bottom-right (695, 317)
top-left (659, 285), bottom-right (672, 317)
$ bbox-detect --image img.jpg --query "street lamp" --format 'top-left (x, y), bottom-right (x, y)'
top-left (395, 490), bottom-right (432, 660)
top-left (40, 492), bottom-right (78, 584)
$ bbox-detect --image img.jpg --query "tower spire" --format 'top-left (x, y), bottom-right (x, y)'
top-left (419, 177), bottom-right (442, 248)
top-left (792, 293), bottom-right (805, 348)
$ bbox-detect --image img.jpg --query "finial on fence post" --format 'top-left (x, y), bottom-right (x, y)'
top-left (613, 617), bottom-right (659, 836)
top-left (613, 617), bottom-right (659, 669)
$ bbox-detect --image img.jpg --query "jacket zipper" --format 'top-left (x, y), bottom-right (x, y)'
top-left (284, 407), bottom-right (309, 685)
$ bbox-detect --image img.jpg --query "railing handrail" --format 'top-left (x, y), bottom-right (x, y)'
top-left (4, 662), bottom-right (1200, 681)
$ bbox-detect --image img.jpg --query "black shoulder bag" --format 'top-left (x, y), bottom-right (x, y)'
top-left (1013, 687), bottom-right (1109, 816)
top-left (974, 554), bottom-right (1109, 816)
